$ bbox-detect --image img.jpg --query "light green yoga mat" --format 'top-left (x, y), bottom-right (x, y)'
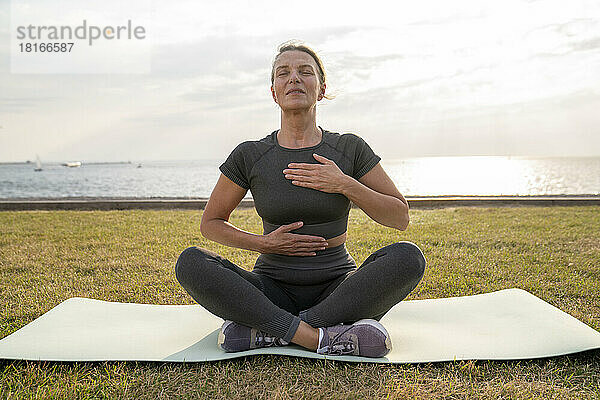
top-left (1, 289), bottom-right (599, 363)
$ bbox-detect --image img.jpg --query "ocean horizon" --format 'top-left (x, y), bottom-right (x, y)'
top-left (1, 156), bottom-right (599, 199)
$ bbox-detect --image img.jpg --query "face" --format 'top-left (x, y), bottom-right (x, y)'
top-left (271, 50), bottom-right (325, 111)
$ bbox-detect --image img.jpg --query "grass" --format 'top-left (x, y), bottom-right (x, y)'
top-left (0, 206), bottom-right (599, 399)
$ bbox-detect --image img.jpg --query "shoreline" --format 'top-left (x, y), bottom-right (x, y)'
top-left (1, 195), bottom-right (599, 211)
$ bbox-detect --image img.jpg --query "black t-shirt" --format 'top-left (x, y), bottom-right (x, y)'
top-left (219, 128), bottom-right (381, 239)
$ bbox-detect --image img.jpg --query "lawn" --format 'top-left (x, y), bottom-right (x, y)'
top-left (1, 206), bottom-right (599, 399)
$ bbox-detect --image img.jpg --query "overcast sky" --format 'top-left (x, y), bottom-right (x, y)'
top-left (1, 0), bottom-right (599, 162)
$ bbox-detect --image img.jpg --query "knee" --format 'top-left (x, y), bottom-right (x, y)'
top-left (174, 246), bottom-right (210, 284)
top-left (389, 241), bottom-right (427, 281)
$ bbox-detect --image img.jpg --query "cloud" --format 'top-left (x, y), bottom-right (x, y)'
top-left (150, 26), bottom-right (366, 78)
top-left (151, 35), bottom-right (270, 77)
top-left (326, 51), bottom-right (406, 82)
top-left (569, 37), bottom-right (600, 52)
top-left (525, 18), bottom-right (600, 57)
top-left (178, 74), bottom-right (267, 110)
top-left (406, 13), bottom-right (483, 27)
top-left (553, 18), bottom-right (598, 37)
top-left (1, 1), bottom-right (599, 161)
top-left (323, 86), bottom-right (600, 158)
top-left (339, 62), bottom-right (496, 103)
top-left (123, 110), bottom-right (203, 128)
top-left (147, 28), bottom-right (383, 110)
top-left (0, 96), bottom-right (56, 113)
top-left (272, 26), bottom-right (366, 48)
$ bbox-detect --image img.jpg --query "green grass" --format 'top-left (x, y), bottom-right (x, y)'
top-left (1, 206), bottom-right (599, 399)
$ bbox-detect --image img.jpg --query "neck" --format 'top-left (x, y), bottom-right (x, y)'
top-left (278, 108), bottom-right (321, 147)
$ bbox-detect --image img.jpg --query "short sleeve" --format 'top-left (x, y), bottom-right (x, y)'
top-left (352, 134), bottom-right (381, 179)
top-left (219, 143), bottom-right (250, 189)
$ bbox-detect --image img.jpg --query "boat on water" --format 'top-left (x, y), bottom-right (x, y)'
top-left (34, 155), bottom-right (42, 172)
top-left (62, 161), bottom-right (82, 167)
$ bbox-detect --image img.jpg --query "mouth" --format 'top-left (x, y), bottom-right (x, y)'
top-left (286, 89), bottom-right (305, 95)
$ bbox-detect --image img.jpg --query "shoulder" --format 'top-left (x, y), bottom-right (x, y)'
top-left (340, 132), bottom-right (370, 145)
top-left (323, 130), bottom-right (374, 152)
top-left (220, 133), bottom-right (275, 189)
top-left (230, 140), bottom-right (255, 154)
top-left (321, 129), bottom-right (360, 144)
top-left (229, 132), bottom-right (275, 157)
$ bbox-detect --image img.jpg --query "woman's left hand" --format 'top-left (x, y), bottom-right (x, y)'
top-left (283, 153), bottom-right (350, 194)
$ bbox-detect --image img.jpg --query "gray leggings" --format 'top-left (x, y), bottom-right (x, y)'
top-left (175, 242), bottom-right (426, 343)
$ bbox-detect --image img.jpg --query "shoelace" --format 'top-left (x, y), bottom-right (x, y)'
top-left (320, 340), bottom-right (356, 355)
top-left (320, 326), bottom-right (357, 355)
top-left (254, 331), bottom-right (286, 347)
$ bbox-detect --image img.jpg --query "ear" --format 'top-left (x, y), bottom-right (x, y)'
top-left (271, 85), bottom-right (278, 104)
top-left (317, 83), bottom-right (326, 101)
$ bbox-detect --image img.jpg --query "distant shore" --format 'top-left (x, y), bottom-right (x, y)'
top-left (1, 195), bottom-right (598, 211)
top-left (0, 161), bottom-right (134, 166)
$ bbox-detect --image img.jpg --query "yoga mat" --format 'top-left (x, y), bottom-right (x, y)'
top-left (1, 289), bottom-right (599, 363)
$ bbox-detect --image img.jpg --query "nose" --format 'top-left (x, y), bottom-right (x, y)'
top-left (289, 70), bottom-right (300, 83)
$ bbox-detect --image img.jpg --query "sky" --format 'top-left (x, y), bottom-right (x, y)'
top-left (0, 0), bottom-right (599, 163)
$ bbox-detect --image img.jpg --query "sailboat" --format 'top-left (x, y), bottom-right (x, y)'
top-left (34, 154), bottom-right (42, 172)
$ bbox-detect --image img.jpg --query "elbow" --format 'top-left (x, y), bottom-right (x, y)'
top-left (199, 221), bottom-right (208, 239)
top-left (397, 201), bottom-right (410, 231)
top-left (398, 214), bottom-right (410, 231)
top-left (200, 215), bottom-right (214, 239)
top-left (200, 215), bottom-right (227, 239)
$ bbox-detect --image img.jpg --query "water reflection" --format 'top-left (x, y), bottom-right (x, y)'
top-left (382, 156), bottom-right (600, 196)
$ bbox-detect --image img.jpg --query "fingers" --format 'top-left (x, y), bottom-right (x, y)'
top-left (279, 222), bottom-right (328, 242)
top-left (286, 163), bottom-right (319, 170)
top-left (283, 169), bottom-right (313, 177)
top-left (289, 242), bottom-right (328, 251)
top-left (312, 153), bottom-right (331, 163)
top-left (285, 246), bottom-right (328, 256)
top-left (280, 223), bottom-right (328, 243)
top-left (273, 221), bottom-right (329, 256)
top-left (298, 235), bottom-right (328, 243)
top-left (278, 221), bottom-right (303, 232)
top-left (277, 245), bottom-right (328, 256)
top-left (283, 239), bottom-right (329, 256)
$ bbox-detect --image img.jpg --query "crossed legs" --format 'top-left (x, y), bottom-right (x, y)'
top-left (175, 242), bottom-right (426, 348)
top-left (298, 242), bottom-right (427, 327)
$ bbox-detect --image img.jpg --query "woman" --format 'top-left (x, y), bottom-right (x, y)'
top-left (175, 41), bottom-right (426, 358)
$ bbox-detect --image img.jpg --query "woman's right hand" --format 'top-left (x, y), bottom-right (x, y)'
top-left (261, 221), bottom-right (329, 256)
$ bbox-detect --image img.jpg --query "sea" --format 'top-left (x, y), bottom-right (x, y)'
top-left (0, 157), bottom-right (599, 199)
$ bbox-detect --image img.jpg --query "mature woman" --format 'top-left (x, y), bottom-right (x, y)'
top-left (175, 41), bottom-right (426, 358)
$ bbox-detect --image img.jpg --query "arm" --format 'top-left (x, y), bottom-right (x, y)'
top-left (341, 162), bottom-right (409, 231)
top-left (200, 173), bottom-right (267, 253)
top-left (201, 174), bottom-right (328, 255)
top-left (284, 155), bottom-right (409, 231)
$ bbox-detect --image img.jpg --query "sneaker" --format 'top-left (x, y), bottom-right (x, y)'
top-left (316, 319), bottom-right (392, 358)
top-left (217, 320), bottom-right (289, 352)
